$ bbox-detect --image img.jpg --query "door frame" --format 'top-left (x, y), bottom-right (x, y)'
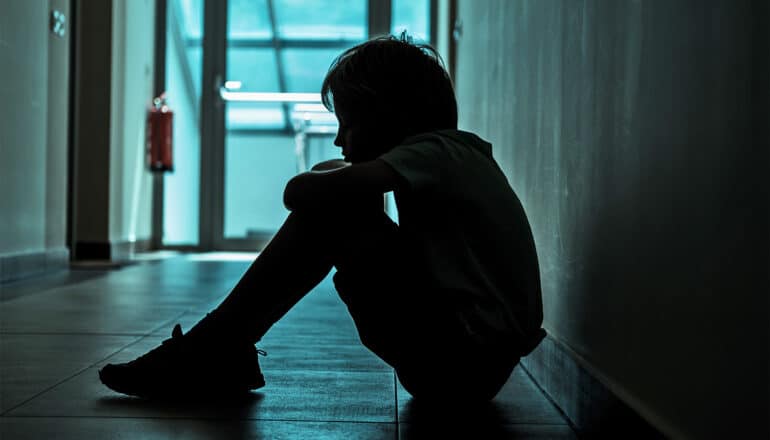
top-left (155, 0), bottom-right (441, 251)
top-left (201, 0), bottom-right (395, 251)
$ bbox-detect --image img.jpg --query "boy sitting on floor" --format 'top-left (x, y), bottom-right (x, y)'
top-left (100, 33), bottom-right (546, 401)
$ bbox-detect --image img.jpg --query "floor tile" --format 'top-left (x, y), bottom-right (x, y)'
top-left (262, 310), bottom-right (361, 343)
top-left (0, 270), bottom-right (109, 302)
top-left (8, 336), bottom-right (396, 423)
top-left (0, 334), bottom-right (138, 413)
top-left (158, 281), bottom-right (362, 344)
top-left (8, 366), bottom-right (396, 423)
top-left (397, 368), bottom-right (568, 425)
top-left (1, 255), bottom-right (576, 438)
top-left (100, 334), bottom-right (388, 373)
top-left (397, 367), bottom-right (577, 438)
top-left (0, 417), bottom-right (398, 440)
top-left (257, 338), bottom-right (388, 372)
top-left (0, 295), bottom-right (185, 334)
top-left (400, 421), bottom-right (576, 439)
top-left (259, 282), bottom-right (362, 344)
top-left (258, 369), bottom-right (396, 422)
top-left (150, 309), bottom-right (361, 344)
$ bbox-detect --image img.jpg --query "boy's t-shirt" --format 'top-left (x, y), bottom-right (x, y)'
top-left (379, 129), bottom-right (544, 356)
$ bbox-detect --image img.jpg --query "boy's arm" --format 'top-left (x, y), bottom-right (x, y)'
top-left (283, 158), bottom-right (400, 211)
top-left (310, 159), bottom-right (350, 172)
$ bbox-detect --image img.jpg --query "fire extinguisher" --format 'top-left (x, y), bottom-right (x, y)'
top-left (146, 93), bottom-right (174, 172)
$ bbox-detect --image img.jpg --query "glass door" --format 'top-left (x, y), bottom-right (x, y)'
top-left (162, 0), bottom-right (205, 248)
top-left (162, 0), bottom-right (433, 251)
top-left (218, 0), bottom-right (368, 250)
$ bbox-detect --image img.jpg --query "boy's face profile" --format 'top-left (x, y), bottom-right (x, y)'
top-left (333, 104), bottom-right (387, 164)
top-left (333, 108), bottom-right (354, 162)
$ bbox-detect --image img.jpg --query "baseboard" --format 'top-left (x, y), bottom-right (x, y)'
top-left (73, 241), bottom-right (111, 260)
top-left (74, 239), bottom-right (154, 262)
top-left (111, 238), bottom-right (153, 261)
top-left (0, 248), bottom-right (70, 283)
top-left (521, 334), bottom-right (667, 439)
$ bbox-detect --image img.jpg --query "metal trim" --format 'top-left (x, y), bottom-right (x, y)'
top-left (368, 0), bottom-right (392, 38)
top-left (200, 0), bottom-right (228, 250)
top-left (151, 0), bottom-right (168, 250)
top-left (219, 90), bottom-right (322, 103)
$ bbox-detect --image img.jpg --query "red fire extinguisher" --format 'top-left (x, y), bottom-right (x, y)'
top-left (146, 93), bottom-right (174, 172)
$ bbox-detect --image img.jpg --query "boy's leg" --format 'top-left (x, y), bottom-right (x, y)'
top-left (337, 259), bottom-right (520, 401)
top-left (331, 217), bottom-right (520, 402)
top-left (100, 194), bottom-right (514, 400)
top-left (209, 200), bottom-right (519, 401)
top-left (99, 199), bottom-right (391, 397)
top-left (190, 196), bottom-right (391, 343)
top-left (189, 211), bottom-right (335, 343)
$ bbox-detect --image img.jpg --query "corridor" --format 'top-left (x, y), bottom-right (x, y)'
top-left (0, 255), bottom-right (576, 439)
top-left (1, 0), bottom-right (767, 438)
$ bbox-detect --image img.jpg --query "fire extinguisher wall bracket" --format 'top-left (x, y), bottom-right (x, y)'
top-left (146, 94), bottom-right (174, 172)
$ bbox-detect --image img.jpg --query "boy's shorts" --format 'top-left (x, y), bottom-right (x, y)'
top-left (331, 215), bottom-right (518, 401)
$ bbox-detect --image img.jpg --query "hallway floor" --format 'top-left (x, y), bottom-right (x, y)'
top-left (0, 254), bottom-right (576, 439)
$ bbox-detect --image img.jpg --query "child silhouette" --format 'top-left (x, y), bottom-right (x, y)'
top-left (100, 33), bottom-right (545, 401)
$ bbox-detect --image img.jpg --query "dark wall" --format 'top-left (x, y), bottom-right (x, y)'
top-left (454, 0), bottom-right (768, 437)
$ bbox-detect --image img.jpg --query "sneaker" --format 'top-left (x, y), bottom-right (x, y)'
top-left (99, 324), bottom-right (266, 398)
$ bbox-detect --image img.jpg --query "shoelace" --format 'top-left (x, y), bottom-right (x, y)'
top-left (165, 323), bottom-right (268, 357)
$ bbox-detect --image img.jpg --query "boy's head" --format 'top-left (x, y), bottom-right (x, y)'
top-left (321, 33), bottom-right (457, 163)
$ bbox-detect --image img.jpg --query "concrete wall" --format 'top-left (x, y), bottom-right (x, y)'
top-left (0, 0), bottom-right (71, 279)
top-left (454, 0), bottom-right (768, 438)
top-left (0, 0), bottom-right (49, 255)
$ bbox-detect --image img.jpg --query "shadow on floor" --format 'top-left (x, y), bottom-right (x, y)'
top-left (96, 392), bottom-right (265, 417)
top-left (401, 398), bottom-right (509, 437)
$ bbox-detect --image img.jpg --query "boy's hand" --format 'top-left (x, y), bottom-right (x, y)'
top-left (310, 159), bottom-right (350, 172)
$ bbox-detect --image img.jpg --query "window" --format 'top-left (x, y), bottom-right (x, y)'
top-left (223, 0), bottom-right (432, 132)
top-left (391, 0), bottom-right (431, 42)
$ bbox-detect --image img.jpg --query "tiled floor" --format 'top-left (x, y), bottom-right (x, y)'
top-left (0, 254), bottom-right (576, 439)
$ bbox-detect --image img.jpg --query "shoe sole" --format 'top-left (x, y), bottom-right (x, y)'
top-left (99, 368), bottom-right (265, 399)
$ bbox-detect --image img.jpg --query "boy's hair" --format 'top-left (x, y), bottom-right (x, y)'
top-left (321, 33), bottom-right (458, 144)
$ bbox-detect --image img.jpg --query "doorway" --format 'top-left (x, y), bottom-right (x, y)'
top-left (160, 0), bottom-right (433, 251)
